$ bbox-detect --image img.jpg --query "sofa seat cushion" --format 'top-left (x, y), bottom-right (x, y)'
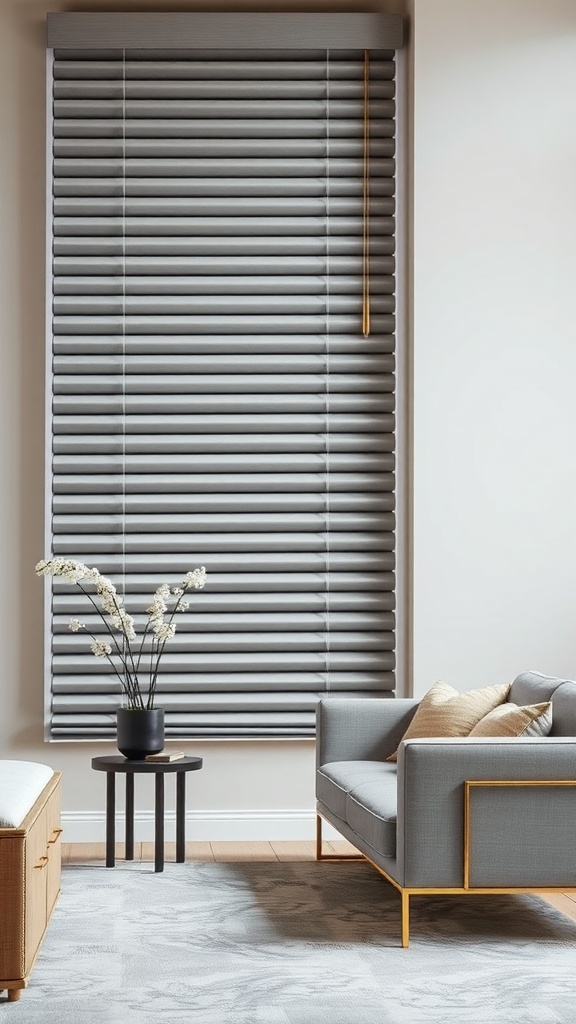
top-left (317, 760), bottom-right (398, 858)
top-left (0, 760), bottom-right (55, 828)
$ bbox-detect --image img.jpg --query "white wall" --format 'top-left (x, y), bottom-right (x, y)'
top-left (1, 0), bottom-right (575, 837)
top-left (411, 0), bottom-right (576, 696)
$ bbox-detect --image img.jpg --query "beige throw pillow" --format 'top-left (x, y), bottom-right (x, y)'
top-left (468, 701), bottom-right (552, 737)
top-left (387, 681), bottom-right (511, 762)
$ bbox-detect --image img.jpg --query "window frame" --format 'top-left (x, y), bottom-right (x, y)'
top-left (43, 13), bottom-right (408, 741)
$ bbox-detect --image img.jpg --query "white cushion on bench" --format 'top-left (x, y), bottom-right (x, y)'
top-left (0, 761), bottom-right (55, 828)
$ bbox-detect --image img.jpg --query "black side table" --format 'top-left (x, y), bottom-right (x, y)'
top-left (91, 755), bottom-right (203, 873)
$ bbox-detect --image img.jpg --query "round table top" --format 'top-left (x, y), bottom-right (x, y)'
top-left (91, 755), bottom-right (203, 774)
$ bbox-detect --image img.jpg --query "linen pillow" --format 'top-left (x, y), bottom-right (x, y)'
top-left (387, 681), bottom-right (511, 762)
top-left (468, 701), bottom-right (552, 737)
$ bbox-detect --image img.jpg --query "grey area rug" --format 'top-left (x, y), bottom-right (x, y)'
top-left (5, 860), bottom-right (576, 1024)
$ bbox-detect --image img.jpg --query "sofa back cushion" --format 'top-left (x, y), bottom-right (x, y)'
top-left (508, 670), bottom-right (567, 707)
top-left (508, 671), bottom-right (576, 737)
top-left (549, 681), bottom-right (576, 736)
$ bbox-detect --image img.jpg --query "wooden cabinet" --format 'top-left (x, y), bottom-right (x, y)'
top-left (45, 781), bottom-right (62, 920)
top-left (0, 772), bottom-right (62, 1002)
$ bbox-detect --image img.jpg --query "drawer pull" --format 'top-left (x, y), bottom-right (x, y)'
top-left (34, 855), bottom-right (49, 869)
top-left (48, 828), bottom-right (63, 844)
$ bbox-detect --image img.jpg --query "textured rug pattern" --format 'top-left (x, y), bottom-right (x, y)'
top-left (5, 860), bottom-right (576, 1023)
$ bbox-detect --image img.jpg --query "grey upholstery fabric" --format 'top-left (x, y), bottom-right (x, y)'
top-left (317, 761), bottom-right (397, 858)
top-left (508, 669), bottom-right (567, 707)
top-left (398, 737), bottom-right (576, 887)
top-left (466, 782), bottom-right (576, 886)
top-left (508, 671), bottom-right (576, 736)
top-left (549, 681), bottom-right (576, 736)
top-left (316, 799), bottom-right (401, 882)
top-left (316, 698), bottom-right (418, 769)
top-left (347, 781), bottom-right (397, 860)
top-left (317, 763), bottom-right (354, 820)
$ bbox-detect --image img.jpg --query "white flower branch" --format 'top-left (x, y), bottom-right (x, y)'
top-left (36, 558), bottom-right (207, 710)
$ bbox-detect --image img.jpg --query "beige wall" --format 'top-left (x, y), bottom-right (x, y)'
top-left (411, 0), bottom-right (576, 696)
top-left (2, 0), bottom-right (575, 835)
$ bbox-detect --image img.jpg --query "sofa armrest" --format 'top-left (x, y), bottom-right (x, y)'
top-left (397, 737), bottom-right (576, 888)
top-left (316, 697), bottom-right (419, 768)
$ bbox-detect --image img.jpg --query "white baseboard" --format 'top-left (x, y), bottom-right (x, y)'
top-left (61, 809), bottom-right (343, 844)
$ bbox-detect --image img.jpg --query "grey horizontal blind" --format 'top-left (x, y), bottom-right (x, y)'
top-left (46, 38), bottom-right (398, 738)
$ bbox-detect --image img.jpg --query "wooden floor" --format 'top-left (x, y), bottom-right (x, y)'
top-left (62, 838), bottom-right (355, 864)
top-left (62, 842), bottom-right (576, 924)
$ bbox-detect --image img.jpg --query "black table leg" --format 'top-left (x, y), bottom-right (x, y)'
top-left (106, 771), bottom-right (115, 867)
top-left (125, 773), bottom-right (134, 860)
top-left (155, 773), bottom-right (164, 872)
top-left (176, 771), bottom-right (186, 863)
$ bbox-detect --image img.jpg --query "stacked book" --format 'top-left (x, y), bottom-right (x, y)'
top-left (144, 751), bottom-right (185, 762)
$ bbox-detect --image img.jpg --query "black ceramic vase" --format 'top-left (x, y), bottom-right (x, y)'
top-left (116, 707), bottom-right (165, 760)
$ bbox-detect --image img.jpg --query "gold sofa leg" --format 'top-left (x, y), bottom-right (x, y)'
top-left (317, 814), bottom-right (411, 945)
top-left (317, 814), bottom-right (413, 946)
top-left (401, 891), bottom-right (410, 948)
top-left (316, 814), bottom-right (364, 861)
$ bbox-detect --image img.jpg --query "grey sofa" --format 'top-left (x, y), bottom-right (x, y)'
top-left (316, 670), bottom-right (576, 945)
